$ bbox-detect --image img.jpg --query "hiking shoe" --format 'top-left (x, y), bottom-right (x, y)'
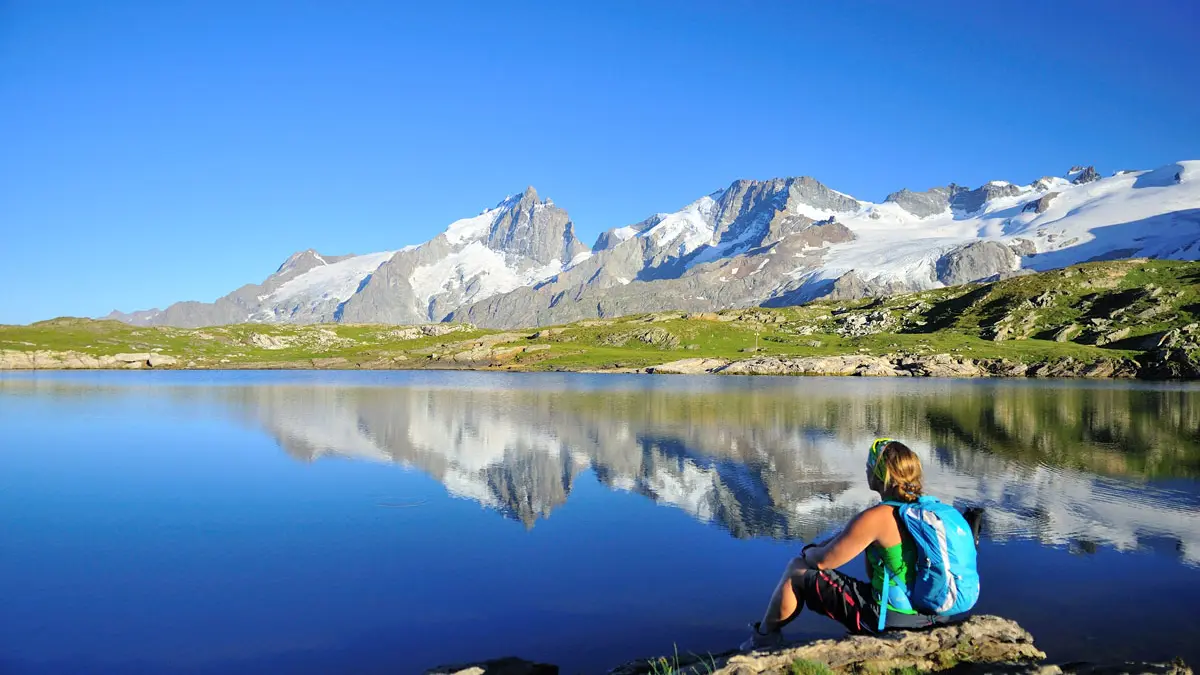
top-left (739, 622), bottom-right (783, 651)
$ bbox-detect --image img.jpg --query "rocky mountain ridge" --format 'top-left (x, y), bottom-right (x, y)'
top-left (104, 162), bottom-right (1200, 328)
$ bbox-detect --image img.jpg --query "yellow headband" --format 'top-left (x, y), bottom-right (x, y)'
top-left (868, 437), bottom-right (893, 484)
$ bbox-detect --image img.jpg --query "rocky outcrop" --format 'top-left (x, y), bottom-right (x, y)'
top-left (437, 617), bottom-right (1190, 675)
top-left (641, 353), bottom-right (1144, 380)
top-left (383, 324), bottom-right (475, 340)
top-left (1023, 191), bottom-right (1060, 214)
top-left (0, 350), bottom-right (178, 369)
top-left (249, 333), bottom-right (293, 350)
top-left (936, 241), bottom-right (1019, 286)
top-left (598, 328), bottom-right (680, 349)
top-left (614, 615), bottom-right (1044, 675)
top-left (716, 355), bottom-right (905, 377)
top-left (952, 182), bottom-right (1022, 214)
top-left (1072, 166), bottom-right (1101, 185)
top-left (885, 184), bottom-right (965, 218)
top-left (646, 358), bottom-right (730, 374)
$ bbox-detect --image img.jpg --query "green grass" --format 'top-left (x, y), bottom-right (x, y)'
top-left (3, 259), bottom-right (1198, 375)
top-left (644, 645), bottom-right (718, 675)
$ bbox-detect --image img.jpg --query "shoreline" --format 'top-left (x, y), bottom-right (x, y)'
top-left (2, 349), bottom-right (1198, 380)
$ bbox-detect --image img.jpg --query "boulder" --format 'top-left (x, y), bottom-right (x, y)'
top-left (147, 354), bottom-right (178, 367)
top-left (1054, 324), bottom-right (1081, 343)
top-left (610, 615), bottom-right (1046, 675)
top-left (248, 333), bottom-right (292, 350)
top-left (647, 358), bottom-right (731, 374)
top-left (936, 242), bottom-right (1018, 286)
top-left (113, 352), bottom-right (153, 363)
top-left (896, 354), bottom-right (985, 378)
top-left (1095, 327), bottom-right (1131, 346)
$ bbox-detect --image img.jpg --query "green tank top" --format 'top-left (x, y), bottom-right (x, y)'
top-left (866, 529), bottom-right (918, 614)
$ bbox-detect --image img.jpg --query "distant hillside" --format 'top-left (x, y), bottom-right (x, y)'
top-left (5, 259), bottom-right (1199, 379)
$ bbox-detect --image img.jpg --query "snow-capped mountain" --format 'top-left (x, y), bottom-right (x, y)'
top-left (109, 186), bottom-right (589, 327)
top-left (108, 161), bottom-right (1200, 328)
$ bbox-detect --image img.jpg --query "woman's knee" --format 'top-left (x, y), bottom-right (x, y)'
top-left (785, 555), bottom-right (810, 577)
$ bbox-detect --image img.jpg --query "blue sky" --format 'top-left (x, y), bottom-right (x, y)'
top-left (2, 0), bottom-right (1199, 324)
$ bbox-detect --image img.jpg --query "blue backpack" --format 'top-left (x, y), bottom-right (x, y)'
top-left (878, 496), bottom-right (980, 631)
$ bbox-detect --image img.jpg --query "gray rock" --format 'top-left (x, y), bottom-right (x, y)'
top-left (610, 615), bottom-right (1046, 675)
top-left (885, 184), bottom-right (966, 217)
top-left (1009, 239), bottom-right (1038, 256)
top-left (716, 355), bottom-right (903, 377)
top-left (598, 328), bottom-right (680, 349)
top-left (952, 182), bottom-right (1023, 214)
top-left (485, 187), bottom-right (588, 265)
top-left (936, 242), bottom-right (1018, 286)
top-left (147, 354), bottom-right (178, 367)
top-left (1096, 327), bottom-right (1131, 346)
top-left (1054, 324), bottom-right (1081, 342)
top-left (1022, 192), bottom-right (1060, 214)
top-left (1072, 166), bottom-right (1101, 185)
top-left (822, 271), bottom-right (879, 302)
top-left (646, 358), bottom-right (730, 374)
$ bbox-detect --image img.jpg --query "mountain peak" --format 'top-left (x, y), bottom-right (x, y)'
top-left (1071, 166), bottom-right (1101, 185)
top-left (275, 249), bottom-right (329, 275)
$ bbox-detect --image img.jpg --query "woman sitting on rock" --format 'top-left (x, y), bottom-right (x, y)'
top-left (742, 439), bottom-right (979, 651)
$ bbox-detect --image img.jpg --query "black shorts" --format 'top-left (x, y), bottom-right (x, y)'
top-left (794, 568), bottom-right (967, 635)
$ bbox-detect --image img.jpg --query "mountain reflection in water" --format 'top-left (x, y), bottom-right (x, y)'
top-left (197, 377), bottom-right (1200, 563)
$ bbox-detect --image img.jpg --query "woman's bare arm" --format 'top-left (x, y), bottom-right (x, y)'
top-left (804, 505), bottom-right (887, 570)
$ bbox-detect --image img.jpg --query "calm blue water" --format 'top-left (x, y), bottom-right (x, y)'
top-left (2, 371), bottom-right (1199, 674)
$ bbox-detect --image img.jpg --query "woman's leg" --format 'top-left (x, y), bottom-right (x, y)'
top-left (758, 555), bottom-right (809, 633)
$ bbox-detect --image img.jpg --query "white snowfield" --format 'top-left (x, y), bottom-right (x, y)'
top-left (409, 241), bottom-right (564, 309)
top-left (797, 161), bottom-right (1200, 288)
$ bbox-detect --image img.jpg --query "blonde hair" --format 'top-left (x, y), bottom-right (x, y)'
top-left (874, 441), bottom-right (923, 502)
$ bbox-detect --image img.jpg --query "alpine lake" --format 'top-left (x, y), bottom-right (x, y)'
top-left (2, 371), bottom-right (1199, 674)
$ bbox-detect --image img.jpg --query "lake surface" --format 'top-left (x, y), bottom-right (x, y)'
top-left (2, 371), bottom-right (1199, 674)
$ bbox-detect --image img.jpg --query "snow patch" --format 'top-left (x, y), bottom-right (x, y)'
top-left (643, 196), bottom-right (718, 256)
top-left (266, 250), bottom-right (396, 308)
top-left (611, 226), bottom-right (639, 242)
top-left (409, 242), bottom-right (565, 312)
top-left (444, 208), bottom-right (502, 245)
